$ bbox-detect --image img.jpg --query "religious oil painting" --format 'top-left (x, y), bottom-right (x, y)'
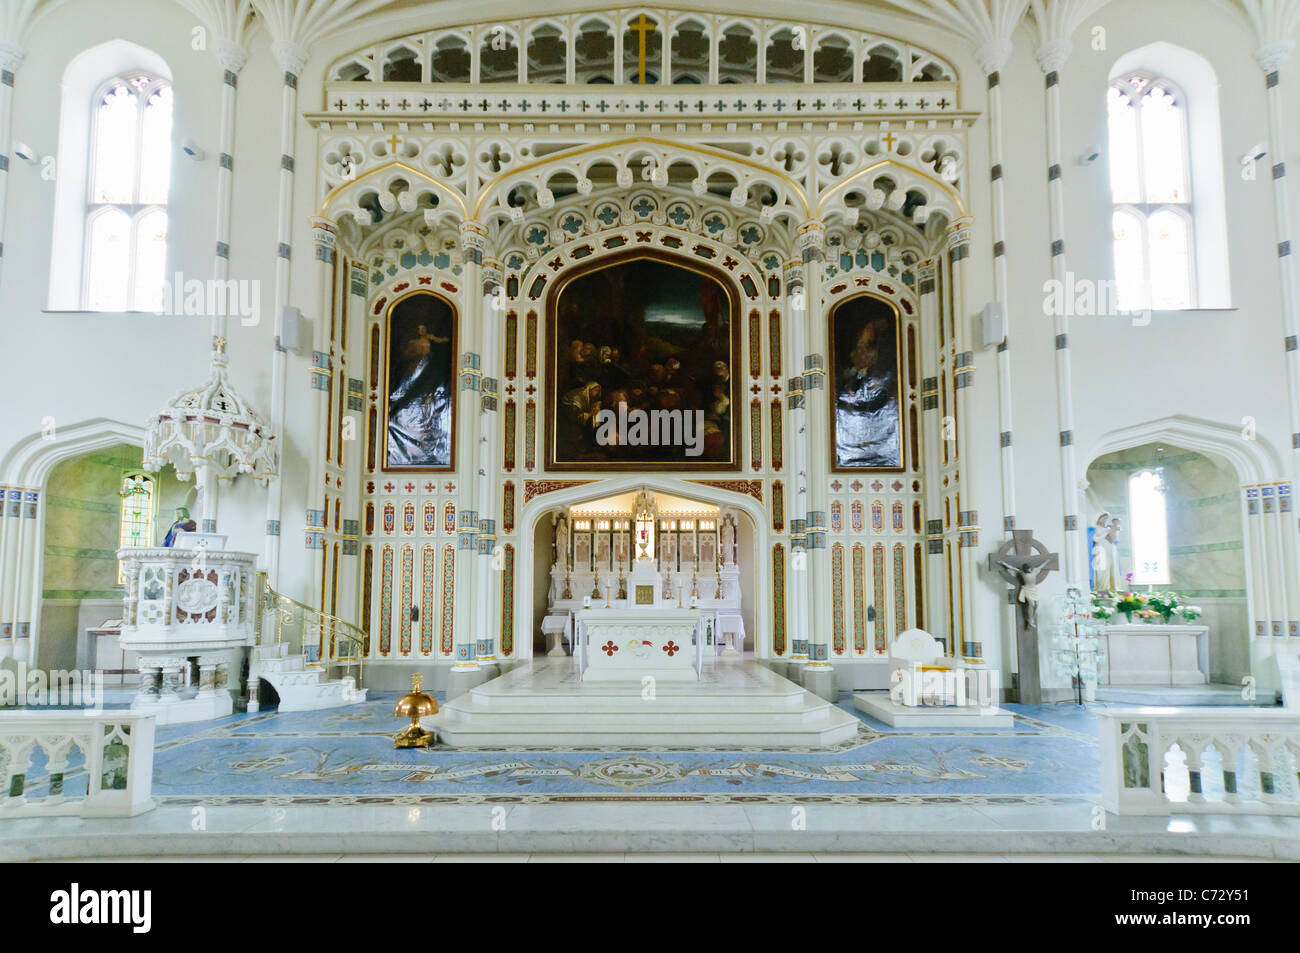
top-left (547, 254), bottom-right (741, 470)
top-left (829, 294), bottom-right (903, 471)
top-left (384, 292), bottom-right (457, 470)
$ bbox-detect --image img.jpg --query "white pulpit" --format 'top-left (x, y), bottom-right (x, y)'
top-left (578, 608), bottom-right (702, 681)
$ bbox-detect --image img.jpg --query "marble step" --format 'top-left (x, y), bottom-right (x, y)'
top-left (428, 659), bottom-right (860, 748)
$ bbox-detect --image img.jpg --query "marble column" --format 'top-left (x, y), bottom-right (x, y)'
top-left (946, 220), bottom-right (981, 660)
top-left (450, 222), bottom-right (486, 687)
top-left (917, 262), bottom-right (949, 643)
top-left (798, 221), bottom-right (834, 700)
top-left (783, 258), bottom-right (809, 668)
top-left (977, 44), bottom-right (1019, 534)
top-left (306, 218), bottom-right (338, 606)
top-left (0, 42), bottom-right (22, 296)
top-left (0, 485), bottom-right (16, 653)
top-left (1036, 39), bottom-right (1086, 586)
top-left (12, 489), bottom-right (39, 663)
top-left (1254, 40), bottom-right (1300, 622)
top-left (476, 257), bottom-right (504, 667)
top-left (263, 40), bottom-right (310, 585)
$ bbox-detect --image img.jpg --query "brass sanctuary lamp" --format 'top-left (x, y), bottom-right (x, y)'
top-left (393, 673), bottom-right (437, 749)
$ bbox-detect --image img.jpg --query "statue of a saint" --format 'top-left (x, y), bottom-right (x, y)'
top-left (163, 507), bottom-right (197, 547)
top-left (1091, 513), bottom-right (1112, 591)
top-left (1106, 517), bottom-right (1123, 589)
top-left (554, 515), bottom-right (569, 571)
top-left (720, 517), bottom-right (736, 566)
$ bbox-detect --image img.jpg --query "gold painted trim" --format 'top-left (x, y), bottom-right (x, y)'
top-left (816, 158), bottom-right (967, 219)
top-left (319, 160), bottom-right (469, 220)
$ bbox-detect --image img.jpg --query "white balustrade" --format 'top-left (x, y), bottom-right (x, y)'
top-left (1100, 708), bottom-right (1300, 816)
top-left (0, 711), bottom-right (156, 817)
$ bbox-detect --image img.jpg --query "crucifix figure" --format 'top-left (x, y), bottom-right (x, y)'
top-left (988, 530), bottom-right (1059, 703)
top-left (630, 14), bottom-right (656, 84)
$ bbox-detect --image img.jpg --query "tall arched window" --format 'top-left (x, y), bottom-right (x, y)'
top-left (1128, 468), bottom-right (1170, 585)
top-left (84, 73), bottom-right (172, 312)
top-left (1107, 73), bottom-right (1195, 311)
top-left (118, 472), bottom-right (156, 584)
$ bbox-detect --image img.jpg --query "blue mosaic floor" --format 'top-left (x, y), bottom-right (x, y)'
top-left (20, 694), bottom-right (1107, 806)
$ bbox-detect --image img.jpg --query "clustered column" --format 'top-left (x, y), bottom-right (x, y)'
top-left (475, 256), bottom-right (505, 667)
top-left (1036, 38), bottom-right (1086, 585)
top-left (305, 218), bottom-right (338, 599)
top-left (263, 39), bottom-right (310, 585)
top-left (977, 42), bottom-right (1019, 534)
top-left (783, 257), bottom-right (809, 669)
top-left (916, 261), bottom-right (949, 639)
top-left (798, 220), bottom-right (835, 698)
top-left (451, 221), bottom-right (487, 679)
top-left (947, 220), bottom-right (981, 659)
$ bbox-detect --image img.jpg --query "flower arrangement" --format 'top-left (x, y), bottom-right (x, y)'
top-left (1092, 590), bottom-right (1203, 624)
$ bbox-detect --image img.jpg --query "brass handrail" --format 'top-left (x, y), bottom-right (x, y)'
top-left (254, 572), bottom-right (366, 689)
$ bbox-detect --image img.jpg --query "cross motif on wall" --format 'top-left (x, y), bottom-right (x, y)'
top-left (881, 131), bottom-right (898, 151)
top-left (630, 13), bottom-right (656, 84)
top-left (386, 133), bottom-right (401, 153)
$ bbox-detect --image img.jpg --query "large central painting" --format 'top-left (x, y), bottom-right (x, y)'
top-left (546, 255), bottom-right (741, 470)
top-left (384, 292), bottom-right (457, 471)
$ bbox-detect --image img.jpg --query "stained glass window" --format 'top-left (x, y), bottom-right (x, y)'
top-left (1128, 469), bottom-right (1170, 585)
top-left (118, 473), bottom-right (155, 584)
top-left (1107, 73), bottom-right (1195, 311)
top-left (84, 73), bottom-right (171, 311)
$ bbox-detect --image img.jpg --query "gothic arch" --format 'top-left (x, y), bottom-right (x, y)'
top-left (1081, 415), bottom-right (1283, 487)
top-left (517, 475), bottom-right (771, 656)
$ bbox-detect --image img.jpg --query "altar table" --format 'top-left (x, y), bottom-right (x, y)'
top-left (577, 608), bottom-right (702, 681)
top-left (1098, 624), bottom-right (1210, 686)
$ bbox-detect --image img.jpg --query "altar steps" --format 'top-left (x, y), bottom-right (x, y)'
top-left (429, 659), bottom-right (860, 748)
top-left (249, 646), bottom-right (368, 713)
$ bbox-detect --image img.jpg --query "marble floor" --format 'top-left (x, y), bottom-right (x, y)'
top-left (3, 684), bottom-right (1297, 860)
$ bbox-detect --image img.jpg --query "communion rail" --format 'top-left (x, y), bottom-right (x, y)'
top-left (1100, 708), bottom-right (1300, 816)
top-left (0, 711), bottom-right (155, 817)
top-left (253, 573), bottom-right (366, 689)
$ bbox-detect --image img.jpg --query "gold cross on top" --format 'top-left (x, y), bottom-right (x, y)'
top-left (630, 14), bottom-right (656, 85)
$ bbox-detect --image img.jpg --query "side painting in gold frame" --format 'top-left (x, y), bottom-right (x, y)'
top-left (829, 293), bottom-right (904, 472)
top-left (545, 253), bottom-right (741, 470)
top-left (383, 291), bottom-right (458, 471)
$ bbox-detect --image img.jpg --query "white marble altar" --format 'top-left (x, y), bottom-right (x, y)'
top-left (1098, 624), bottom-right (1210, 686)
top-left (578, 608), bottom-right (702, 681)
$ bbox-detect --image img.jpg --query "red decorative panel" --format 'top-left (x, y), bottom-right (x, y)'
top-left (525, 311), bottom-right (538, 379)
top-left (524, 399), bottom-right (536, 471)
top-left (768, 309), bottom-right (782, 378)
top-left (504, 311), bottom-right (517, 379)
top-left (399, 545), bottom-right (414, 656)
top-left (749, 399), bottom-right (762, 470)
top-left (502, 481), bottom-right (515, 533)
top-left (770, 398), bottom-right (783, 471)
top-left (748, 309), bottom-right (761, 378)
top-left (503, 399), bottom-right (516, 471)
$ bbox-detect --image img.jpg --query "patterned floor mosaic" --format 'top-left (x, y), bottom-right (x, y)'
top-left (19, 694), bottom-right (1110, 806)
